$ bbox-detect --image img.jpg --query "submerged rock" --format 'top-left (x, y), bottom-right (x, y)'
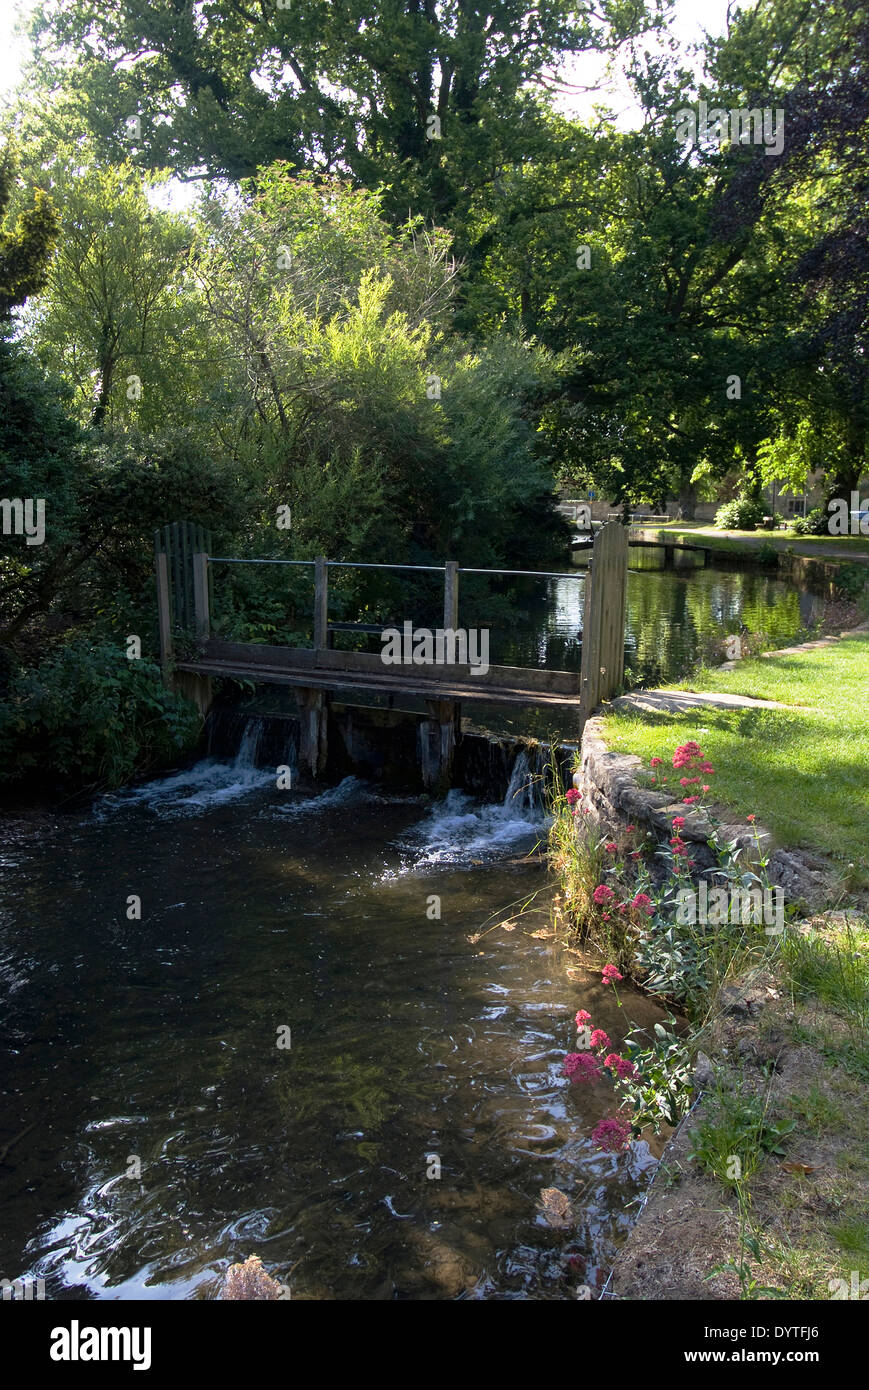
top-left (222, 1255), bottom-right (288, 1300)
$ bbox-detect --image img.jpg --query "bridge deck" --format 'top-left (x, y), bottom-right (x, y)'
top-left (175, 642), bottom-right (582, 708)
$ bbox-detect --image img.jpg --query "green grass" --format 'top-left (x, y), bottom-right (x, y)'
top-left (783, 917), bottom-right (869, 1028)
top-left (604, 633), bottom-right (869, 869)
top-left (634, 522), bottom-right (869, 557)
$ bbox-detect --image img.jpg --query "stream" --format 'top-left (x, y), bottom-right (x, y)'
top-left (1, 740), bottom-right (662, 1301)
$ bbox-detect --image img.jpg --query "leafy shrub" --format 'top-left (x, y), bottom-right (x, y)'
top-left (791, 506), bottom-right (828, 536)
top-left (0, 640), bottom-right (201, 794)
top-left (834, 562), bottom-right (868, 600)
top-left (714, 494), bottom-right (767, 531)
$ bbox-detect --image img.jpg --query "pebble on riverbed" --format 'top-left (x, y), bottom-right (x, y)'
top-left (222, 1255), bottom-right (289, 1300)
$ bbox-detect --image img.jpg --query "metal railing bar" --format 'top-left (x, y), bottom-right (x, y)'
top-left (208, 557), bottom-right (315, 566)
top-left (459, 567), bottom-right (586, 580)
top-left (325, 561), bottom-right (446, 572)
top-left (206, 557), bottom-right (585, 580)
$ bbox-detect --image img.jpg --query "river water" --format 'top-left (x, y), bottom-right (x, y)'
top-left (0, 558), bottom-right (818, 1299)
top-left (1, 743), bottom-right (664, 1301)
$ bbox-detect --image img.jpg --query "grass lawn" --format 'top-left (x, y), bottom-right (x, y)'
top-left (633, 522), bottom-right (869, 559)
top-left (603, 632), bottom-right (869, 876)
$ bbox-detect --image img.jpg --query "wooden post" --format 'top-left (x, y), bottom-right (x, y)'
top-left (192, 550), bottom-right (210, 643)
top-left (314, 556), bottom-right (328, 650)
top-left (580, 521), bottom-right (628, 716)
top-left (443, 560), bottom-right (459, 631)
top-left (155, 546), bottom-right (173, 680)
top-left (296, 687), bottom-right (328, 777)
top-left (420, 698), bottom-right (460, 794)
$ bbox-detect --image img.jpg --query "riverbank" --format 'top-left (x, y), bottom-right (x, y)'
top-left (610, 919), bottom-right (869, 1299)
top-left (633, 522), bottom-right (869, 562)
top-left (604, 628), bottom-right (869, 887)
top-left (550, 630), bottom-right (869, 1300)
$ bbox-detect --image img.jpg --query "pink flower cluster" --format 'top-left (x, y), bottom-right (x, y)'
top-left (604, 1053), bottom-right (637, 1079)
top-left (591, 1117), bottom-right (632, 1153)
top-left (563, 1051), bottom-right (602, 1084)
top-left (593, 884), bottom-right (615, 905)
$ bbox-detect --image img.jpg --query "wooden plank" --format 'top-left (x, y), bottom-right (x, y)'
top-left (581, 520), bottom-right (628, 714)
top-left (192, 550), bottom-right (210, 642)
top-left (175, 658), bottom-right (583, 708)
top-left (200, 639), bottom-right (580, 693)
top-left (155, 547), bottom-right (173, 677)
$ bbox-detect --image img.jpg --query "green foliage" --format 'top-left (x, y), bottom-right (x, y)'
top-left (791, 506), bottom-right (828, 536)
top-left (714, 494), bottom-right (767, 531)
top-left (0, 142), bottom-right (59, 318)
top-left (688, 1084), bottom-right (796, 1185)
top-left (21, 162), bottom-right (196, 430)
top-left (23, 0), bottom-right (658, 223)
top-left (0, 640), bottom-right (200, 793)
top-left (616, 1020), bottom-right (694, 1131)
top-left (834, 562), bottom-right (869, 599)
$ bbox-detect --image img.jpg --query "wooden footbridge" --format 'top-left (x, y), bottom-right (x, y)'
top-left (155, 522), bottom-right (628, 785)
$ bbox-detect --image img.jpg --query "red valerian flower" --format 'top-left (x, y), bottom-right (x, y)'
top-left (631, 893), bottom-right (653, 916)
top-left (575, 1009), bottom-right (592, 1028)
top-left (601, 964), bottom-right (623, 985)
top-left (591, 1116), bottom-right (632, 1152)
top-left (566, 788), bottom-right (581, 805)
top-left (590, 1029), bottom-right (611, 1051)
top-left (650, 757), bottom-right (662, 767)
top-left (683, 795), bottom-right (699, 804)
top-left (563, 1052), bottom-right (602, 1084)
top-left (604, 1053), bottom-right (637, 1079)
top-left (593, 884), bottom-right (615, 904)
top-left (671, 816), bottom-right (686, 830)
top-left (625, 824), bottom-right (636, 832)
top-left (747, 813), bottom-right (756, 823)
top-left (605, 841), bottom-right (618, 853)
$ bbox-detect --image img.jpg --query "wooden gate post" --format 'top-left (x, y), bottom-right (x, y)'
top-left (580, 521), bottom-right (628, 717)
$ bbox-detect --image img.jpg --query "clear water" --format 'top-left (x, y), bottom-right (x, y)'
top-left (495, 564), bottom-right (822, 684)
top-left (0, 743), bottom-right (664, 1301)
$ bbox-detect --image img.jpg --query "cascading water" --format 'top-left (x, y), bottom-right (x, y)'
top-left (98, 715), bottom-right (293, 818)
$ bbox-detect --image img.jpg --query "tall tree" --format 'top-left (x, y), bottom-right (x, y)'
top-left (22, 0), bottom-right (664, 226)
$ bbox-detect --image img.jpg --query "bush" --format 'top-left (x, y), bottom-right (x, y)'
top-left (791, 506), bottom-right (828, 536)
top-left (714, 494), bottom-right (767, 531)
top-left (0, 640), bottom-right (201, 794)
top-left (834, 562), bottom-right (869, 600)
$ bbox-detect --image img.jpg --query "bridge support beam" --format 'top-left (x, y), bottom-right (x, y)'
top-left (296, 687), bottom-right (329, 778)
top-left (419, 699), bottom-right (460, 795)
top-left (174, 669), bottom-right (213, 718)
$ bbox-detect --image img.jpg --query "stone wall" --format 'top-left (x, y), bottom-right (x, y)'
top-left (576, 715), bottom-right (830, 909)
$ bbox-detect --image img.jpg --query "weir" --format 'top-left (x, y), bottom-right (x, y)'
top-left (203, 701), bottom-right (575, 803)
top-left (156, 523), bottom-right (627, 790)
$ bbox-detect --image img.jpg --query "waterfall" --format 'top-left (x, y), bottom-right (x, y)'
top-left (503, 748), bottom-right (541, 814)
top-left (234, 717), bottom-right (265, 769)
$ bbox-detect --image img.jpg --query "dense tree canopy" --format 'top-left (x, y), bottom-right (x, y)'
top-left (1, 0), bottom-right (868, 785)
